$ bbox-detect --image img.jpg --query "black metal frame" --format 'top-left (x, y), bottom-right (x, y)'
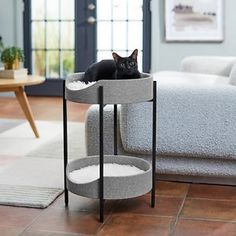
top-left (151, 81), bottom-right (157, 207)
top-left (63, 80), bottom-right (157, 222)
top-left (63, 80), bottom-right (68, 206)
top-left (114, 104), bottom-right (118, 155)
top-left (99, 86), bottom-right (104, 222)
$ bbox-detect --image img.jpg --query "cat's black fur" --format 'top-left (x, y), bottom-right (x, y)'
top-left (82, 49), bottom-right (140, 83)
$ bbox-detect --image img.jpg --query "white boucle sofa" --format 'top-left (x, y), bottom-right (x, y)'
top-left (85, 56), bottom-right (236, 185)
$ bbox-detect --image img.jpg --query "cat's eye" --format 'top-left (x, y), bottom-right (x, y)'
top-left (129, 62), bottom-right (135, 66)
top-left (120, 63), bottom-right (125, 68)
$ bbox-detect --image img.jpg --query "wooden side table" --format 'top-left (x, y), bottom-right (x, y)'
top-left (0, 75), bottom-right (45, 138)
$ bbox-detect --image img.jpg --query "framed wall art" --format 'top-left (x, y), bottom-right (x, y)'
top-left (165, 0), bottom-right (224, 42)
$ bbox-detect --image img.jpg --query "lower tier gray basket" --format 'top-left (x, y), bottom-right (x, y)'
top-left (66, 155), bottom-right (152, 200)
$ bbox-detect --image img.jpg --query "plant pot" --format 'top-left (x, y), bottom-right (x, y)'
top-left (4, 58), bottom-right (20, 70)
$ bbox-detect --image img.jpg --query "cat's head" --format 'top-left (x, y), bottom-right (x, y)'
top-left (112, 49), bottom-right (139, 77)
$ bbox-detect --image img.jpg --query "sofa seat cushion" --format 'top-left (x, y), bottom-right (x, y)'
top-left (120, 71), bottom-right (236, 160)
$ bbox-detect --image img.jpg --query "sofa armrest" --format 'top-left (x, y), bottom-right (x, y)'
top-left (181, 56), bottom-right (236, 76)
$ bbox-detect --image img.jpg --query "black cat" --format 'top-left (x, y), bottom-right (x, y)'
top-left (82, 49), bottom-right (140, 84)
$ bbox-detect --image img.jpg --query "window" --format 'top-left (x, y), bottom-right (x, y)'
top-left (97, 0), bottom-right (144, 70)
top-left (23, 0), bottom-right (150, 95)
top-left (31, 0), bottom-right (75, 79)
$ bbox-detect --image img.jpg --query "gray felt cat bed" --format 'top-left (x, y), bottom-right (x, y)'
top-left (63, 72), bottom-right (156, 222)
top-left (65, 72), bottom-right (153, 104)
top-left (66, 155), bottom-right (152, 199)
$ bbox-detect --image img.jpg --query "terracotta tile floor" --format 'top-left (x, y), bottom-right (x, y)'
top-left (1, 96), bottom-right (236, 236)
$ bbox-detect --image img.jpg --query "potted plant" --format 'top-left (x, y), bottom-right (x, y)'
top-left (0, 46), bottom-right (24, 70)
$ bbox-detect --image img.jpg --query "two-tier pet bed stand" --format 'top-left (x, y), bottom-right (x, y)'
top-left (63, 72), bottom-right (157, 222)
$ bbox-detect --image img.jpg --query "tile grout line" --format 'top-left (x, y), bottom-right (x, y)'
top-left (186, 196), bottom-right (236, 203)
top-left (179, 216), bottom-right (236, 224)
top-left (96, 199), bottom-right (121, 235)
top-left (155, 194), bottom-right (190, 199)
top-left (169, 184), bottom-right (190, 236)
top-left (18, 206), bottom-right (56, 236)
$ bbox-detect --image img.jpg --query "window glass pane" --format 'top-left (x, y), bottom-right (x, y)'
top-left (138, 51), bottom-right (143, 72)
top-left (32, 0), bottom-right (45, 20)
top-left (46, 0), bottom-right (59, 19)
top-left (47, 51), bottom-right (60, 78)
top-left (62, 51), bottom-right (75, 76)
top-left (113, 22), bottom-right (127, 50)
top-left (32, 22), bottom-right (45, 49)
top-left (97, 22), bottom-right (112, 50)
top-left (96, 0), bottom-right (144, 67)
top-left (128, 0), bottom-right (143, 20)
top-left (113, 0), bottom-right (127, 20)
top-left (128, 22), bottom-right (143, 50)
top-left (46, 22), bottom-right (59, 49)
top-left (97, 51), bottom-right (113, 61)
top-left (32, 50), bottom-right (46, 76)
top-left (61, 22), bottom-right (74, 49)
top-left (113, 50), bottom-right (127, 57)
top-left (97, 0), bottom-right (111, 20)
top-left (31, 0), bottom-right (76, 79)
top-left (61, 0), bottom-right (74, 19)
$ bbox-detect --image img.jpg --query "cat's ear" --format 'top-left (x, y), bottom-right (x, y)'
top-left (129, 49), bottom-right (138, 61)
top-left (112, 52), bottom-right (121, 62)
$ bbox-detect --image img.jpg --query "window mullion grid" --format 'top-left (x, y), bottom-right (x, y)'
top-left (59, 0), bottom-right (63, 79)
top-left (73, 18), bottom-right (75, 72)
top-left (111, 0), bottom-right (114, 54)
top-left (126, 1), bottom-right (129, 55)
top-left (44, 0), bottom-right (48, 78)
top-left (30, 19), bottom-right (34, 74)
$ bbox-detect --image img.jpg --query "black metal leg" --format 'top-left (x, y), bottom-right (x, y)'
top-left (63, 80), bottom-right (69, 207)
top-left (151, 81), bottom-right (157, 208)
top-left (114, 104), bottom-right (118, 155)
top-left (99, 86), bottom-right (104, 222)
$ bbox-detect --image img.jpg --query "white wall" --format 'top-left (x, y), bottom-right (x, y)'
top-left (0, 0), bottom-right (15, 47)
top-left (0, 0), bottom-right (23, 96)
top-left (0, 0), bottom-right (23, 48)
top-left (151, 0), bottom-right (236, 72)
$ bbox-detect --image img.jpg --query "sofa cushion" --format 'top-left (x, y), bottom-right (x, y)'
top-left (120, 72), bottom-right (236, 160)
